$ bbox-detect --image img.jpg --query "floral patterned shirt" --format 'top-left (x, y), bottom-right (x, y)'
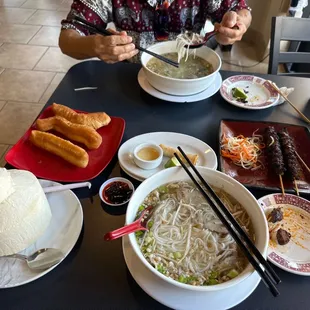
top-left (61, 0), bottom-right (250, 62)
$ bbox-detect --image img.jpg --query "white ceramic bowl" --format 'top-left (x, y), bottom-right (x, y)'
top-left (99, 177), bottom-right (134, 206)
top-left (133, 143), bottom-right (163, 170)
top-left (126, 167), bottom-right (269, 292)
top-left (141, 41), bottom-right (222, 96)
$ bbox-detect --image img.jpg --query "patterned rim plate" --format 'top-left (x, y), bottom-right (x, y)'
top-left (220, 75), bottom-right (280, 110)
top-left (258, 193), bottom-right (310, 276)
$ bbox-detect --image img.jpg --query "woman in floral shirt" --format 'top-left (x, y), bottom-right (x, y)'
top-left (59, 0), bottom-right (251, 63)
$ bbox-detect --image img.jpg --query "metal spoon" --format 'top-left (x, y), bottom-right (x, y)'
top-left (185, 19), bottom-right (238, 49)
top-left (4, 248), bottom-right (65, 271)
top-left (184, 19), bottom-right (217, 49)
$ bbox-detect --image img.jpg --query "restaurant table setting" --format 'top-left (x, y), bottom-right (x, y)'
top-left (0, 38), bottom-right (310, 310)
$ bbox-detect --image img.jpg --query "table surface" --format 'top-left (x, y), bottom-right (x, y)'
top-left (1, 61), bottom-right (310, 310)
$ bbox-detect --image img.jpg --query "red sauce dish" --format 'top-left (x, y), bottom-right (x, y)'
top-left (99, 177), bottom-right (134, 206)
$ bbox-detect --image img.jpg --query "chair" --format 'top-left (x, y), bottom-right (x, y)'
top-left (268, 16), bottom-right (310, 77)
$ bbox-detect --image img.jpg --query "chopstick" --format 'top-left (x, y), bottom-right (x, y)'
top-left (295, 150), bottom-right (310, 173)
top-left (174, 147), bottom-right (281, 297)
top-left (267, 81), bottom-right (310, 124)
top-left (72, 16), bottom-right (179, 68)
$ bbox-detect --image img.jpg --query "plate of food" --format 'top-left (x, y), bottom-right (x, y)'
top-left (118, 132), bottom-right (217, 181)
top-left (219, 120), bottom-right (310, 194)
top-left (5, 103), bottom-right (125, 182)
top-left (0, 168), bottom-right (83, 288)
top-left (220, 75), bottom-right (279, 109)
top-left (259, 193), bottom-right (310, 275)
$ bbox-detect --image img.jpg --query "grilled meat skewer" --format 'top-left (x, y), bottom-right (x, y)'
top-left (265, 126), bottom-right (286, 194)
top-left (278, 128), bottom-right (301, 195)
top-left (278, 128), bottom-right (301, 180)
top-left (265, 127), bottom-right (286, 175)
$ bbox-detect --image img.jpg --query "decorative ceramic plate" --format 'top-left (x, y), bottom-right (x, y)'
top-left (219, 120), bottom-right (310, 194)
top-left (259, 193), bottom-right (310, 276)
top-left (220, 75), bottom-right (279, 109)
top-left (118, 132), bottom-right (217, 182)
top-left (5, 106), bottom-right (125, 182)
top-left (123, 235), bottom-right (261, 310)
top-left (0, 180), bottom-right (83, 288)
top-left (138, 69), bottom-right (222, 103)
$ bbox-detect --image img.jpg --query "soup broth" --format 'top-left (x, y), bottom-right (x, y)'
top-left (146, 53), bottom-right (213, 79)
top-left (135, 181), bottom-right (254, 286)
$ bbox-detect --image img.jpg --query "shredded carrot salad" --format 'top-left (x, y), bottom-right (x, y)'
top-left (221, 130), bottom-right (265, 170)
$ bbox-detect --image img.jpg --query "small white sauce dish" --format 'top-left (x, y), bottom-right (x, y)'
top-left (133, 143), bottom-right (163, 170)
top-left (99, 177), bottom-right (135, 207)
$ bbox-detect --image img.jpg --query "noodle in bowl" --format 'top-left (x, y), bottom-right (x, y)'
top-left (126, 167), bottom-right (268, 291)
top-left (141, 41), bottom-right (221, 96)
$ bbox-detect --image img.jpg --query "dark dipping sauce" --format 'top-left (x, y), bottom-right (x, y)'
top-left (103, 181), bottom-right (133, 205)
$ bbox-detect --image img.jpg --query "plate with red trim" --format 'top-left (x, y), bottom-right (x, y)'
top-left (5, 106), bottom-right (125, 182)
top-left (258, 193), bottom-right (310, 276)
top-left (220, 75), bottom-right (279, 110)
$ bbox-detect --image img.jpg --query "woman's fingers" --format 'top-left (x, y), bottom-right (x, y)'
top-left (107, 43), bottom-right (136, 55)
top-left (216, 21), bottom-right (247, 45)
top-left (93, 33), bottom-right (138, 63)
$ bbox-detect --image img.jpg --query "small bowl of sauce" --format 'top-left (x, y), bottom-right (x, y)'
top-left (99, 177), bottom-right (134, 206)
top-left (133, 143), bottom-right (163, 170)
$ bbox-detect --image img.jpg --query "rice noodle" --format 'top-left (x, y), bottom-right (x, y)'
top-left (176, 31), bottom-right (204, 63)
top-left (136, 182), bottom-right (253, 286)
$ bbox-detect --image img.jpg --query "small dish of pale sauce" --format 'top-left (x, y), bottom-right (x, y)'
top-left (137, 147), bottom-right (160, 161)
top-left (133, 143), bottom-right (163, 170)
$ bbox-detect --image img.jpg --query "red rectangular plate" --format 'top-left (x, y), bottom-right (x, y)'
top-left (5, 106), bottom-right (125, 182)
top-left (219, 119), bottom-right (310, 194)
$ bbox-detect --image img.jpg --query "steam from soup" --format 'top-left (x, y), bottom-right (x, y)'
top-left (146, 53), bottom-right (213, 79)
top-left (135, 181), bottom-right (254, 286)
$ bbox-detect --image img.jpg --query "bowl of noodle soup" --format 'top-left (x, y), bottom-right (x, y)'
top-left (126, 167), bottom-right (268, 291)
top-left (141, 40), bottom-right (221, 96)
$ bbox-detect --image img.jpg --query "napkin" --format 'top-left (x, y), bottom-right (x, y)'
top-left (275, 87), bottom-right (295, 105)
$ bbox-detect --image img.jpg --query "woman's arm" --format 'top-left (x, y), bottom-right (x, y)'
top-left (59, 29), bottom-right (97, 60)
top-left (59, 0), bottom-right (138, 63)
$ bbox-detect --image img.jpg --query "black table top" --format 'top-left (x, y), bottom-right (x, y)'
top-left (1, 61), bottom-right (310, 310)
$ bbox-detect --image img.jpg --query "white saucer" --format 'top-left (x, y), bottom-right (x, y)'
top-left (138, 69), bottom-right (222, 103)
top-left (118, 132), bottom-right (218, 182)
top-left (0, 180), bottom-right (83, 289)
top-left (119, 161), bottom-right (144, 182)
top-left (122, 235), bottom-right (261, 310)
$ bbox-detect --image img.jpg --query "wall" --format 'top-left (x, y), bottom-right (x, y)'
top-left (244, 0), bottom-right (291, 58)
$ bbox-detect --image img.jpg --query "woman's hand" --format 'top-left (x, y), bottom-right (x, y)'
top-left (92, 29), bottom-right (139, 63)
top-left (215, 11), bottom-right (248, 45)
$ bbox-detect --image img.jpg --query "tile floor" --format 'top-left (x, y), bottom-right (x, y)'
top-left (0, 0), bottom-right (271, 166)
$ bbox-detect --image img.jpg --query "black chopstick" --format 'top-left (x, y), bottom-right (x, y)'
top-left (177, 146), bottom-right (281, 284)
top-left (174, 148), bottom-right (280, 297)
top-left (72, 16), bottom-right (179, 68)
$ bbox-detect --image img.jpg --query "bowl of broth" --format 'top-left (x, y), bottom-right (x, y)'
top-left (133, 143), bottom-right (163, 170)
top-left (141, 41), bottom-right (222, 96)
top-left (126, 166), bottom-right (269, 291)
